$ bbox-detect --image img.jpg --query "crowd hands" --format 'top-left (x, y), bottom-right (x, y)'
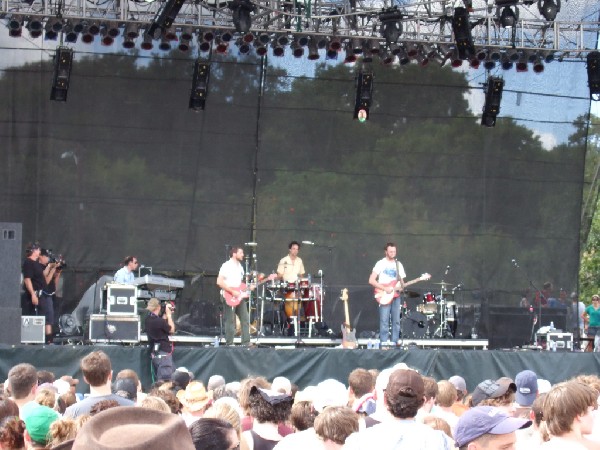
top-left (2, 352), bottom-right (600, 450)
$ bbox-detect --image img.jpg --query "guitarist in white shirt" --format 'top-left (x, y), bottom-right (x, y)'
top-left (369, 243), bottom-right (406, 344)
top-left (217, 246), bottom-right (251, 346)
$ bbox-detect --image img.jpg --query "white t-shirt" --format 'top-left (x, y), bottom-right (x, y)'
top-left (344, 419), bottom-right (450, 450)
top-left (372, 258), bottom-right (406, 285)
top-left (218, 259), bottom-right (244, 287)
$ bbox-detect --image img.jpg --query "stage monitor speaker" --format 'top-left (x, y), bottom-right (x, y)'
top-left (538, 309), bottom-right (567, 331)
top-left (0, 307), bottom-right (23, 345)
top-left (21, 315), bottom-right (46, 344)
top-left (488, 307), bottom-right (534, 349)
top-left (0, 223), bottom-right (22, 309)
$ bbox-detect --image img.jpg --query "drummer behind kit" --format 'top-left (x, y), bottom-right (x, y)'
top-left (373, 273), bottom-right (431, 304)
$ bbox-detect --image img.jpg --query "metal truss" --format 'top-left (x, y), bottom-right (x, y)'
top-left (1, 0), bottom-right (598, 57)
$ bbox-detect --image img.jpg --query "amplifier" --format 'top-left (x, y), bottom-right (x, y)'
top-left (536, 331), bottom-right (573, 352)
top-left (106, 284), bottom-right (138, 315)
top-left (89, 315), bottom-right (140, 343)
top-left (21, 316), bottom-right (45, 344)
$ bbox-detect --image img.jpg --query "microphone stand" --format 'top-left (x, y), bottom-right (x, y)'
top-left (513, 260), bottom-right (544, 345)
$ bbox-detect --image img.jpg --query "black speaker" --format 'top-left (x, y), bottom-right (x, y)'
top-left (0, 223), bottom-right (22, 309)
top-left (538, 309), bottom-right (567, 331)
top-left (0, 307), bottom-right (23, 345)
top-left (488, 307), bottom-right (534, 349)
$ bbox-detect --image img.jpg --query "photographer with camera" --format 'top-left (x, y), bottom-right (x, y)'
top-left (145, 298), bottom-right (175, 381)
top-left (39, 249), bottom-right (65, 335)
top-left (22, 243), bottom-right (60, 344)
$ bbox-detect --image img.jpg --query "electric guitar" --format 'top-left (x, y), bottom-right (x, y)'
top-left (340, 288), bottom-right (358, 349)
top-left (374, 273), bottom-right (431, 305)
top-left (223, 273), bottom-right (277, 307)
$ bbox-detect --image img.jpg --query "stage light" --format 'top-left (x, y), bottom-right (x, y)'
top-left (363, 47), bottom-right (373, 63)
top-left (476, 48), bottom-right (487, 61)
top-left (147, 0), bottom-right (186, 39)
top-left (507, 48), bottom-right (520, 61)
top-left (344, 43), bottom-right (357, 64)
top-left (101, 27), bottom-right (115, 46)
top-left (164, 27), bottom-right (177, 41)
top-left (81, 25), bottom-right (94, 44)
top-left (538, 0), bottom-right (560, 21)
top-left (215, 36), bottom-right (229, 53)
top-left (50, 46), bottom-right (73, 102)
top-left (291, 40), bottom-right (304, 58)
top-left (405, 42), bottom-right (418, 58)
top-left (307, 39), bottom-right (319, 60)
top-left (543, 51), bottom-right (555, 63)
top-left (452, 7), bottom-right (476, 60)
top-left (122, 35), bottom-right (135, 48)
top-left (469, 56), bottom-right (480, 69)
top-left (198, 31), bottom-right (213, 52)
top-left (125, 23), bottom-right (139, 39)
top-left (416, 54), bottom-right (429, 67)
top-left (481, 76), bottom-right (504, 127)
top-left (500, 54), bottom-right (513, 70)
top-left (242, 32), bottom-right (254, 43)
top-left (44, 18), bottom-right (63, 40)
top-left (141, 33), bottom-right (154, 50)
top-left (9, 15), bottom-right (23, 37)
top-left (315, 36), bottom-right (328, 49)
top-left (397, 46), bottom-right (410, 65)
top-left (254, 40), bottom-right (268, 56)
top-left (236, 37), bottom-right (251, 54)
top-left (351, 38), bottom-right (363, 55)
top-left (483, 57), bottom-right (496, 70)
top-left (63, 23), bottom-right (78, 43)
top-left (369, 40), bottom-right (381, 55)
top-left (159, 36), bottom-right (171, 50)
top-left (271, 40), bottom-right (284, 57)
top-left (489, 48), bottom-right (501, 61)
top-left (277, 34), bottom-right (289, 47)
top-left (189, 59), bottom-right (210, 111)
top-left (354, 71), bottom-right (373, 121)
top-left (379, 50), bottom-right (394, 65)
top-left (88, 21), bottom-right (100, 36)
top-left (329, 37), bottom-right (341, 52)
top-left (532, 56), bottom-right (544, 73)
top-left (297, 35), bottom-right (309, 47)
top-left (587, 51), bottom-right (600, 101)
top-left (179, 36), bottom-right (191, 51)
top-left (379, 7), bottom-right (402, 46)
top-left (451, 49), bottom-right (463, 67)
top-left (258, 32), bottom-right (270, 45)
top-left (499, 6), bottom-right (518, 27)
top-left (230, 0), bottom-right (254, 33)
top-left (516, 53), bottom-right (528, 72)
top-left (26, 17), bottom-right (43, 38)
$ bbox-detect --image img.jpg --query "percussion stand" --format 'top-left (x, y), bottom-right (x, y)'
top-left (433, 284), bottom-right (453, 338)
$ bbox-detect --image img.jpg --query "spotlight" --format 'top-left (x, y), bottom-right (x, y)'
top-left (476, 48), bottom-right (487, 61)
top-left (254, 40), bottom-right (268, 56)
top-left (297, 35), bottom-right (309, 47)
top-left (483, 57), bottom-right (496, 70)
top-left (242, 32), bottom-right (254, 43)
top-left (50, 46), bottom-right (73, 102)
top-left (307, 39), bottom-right (319, 60)
top-left (499, 6), bottom-right (518, 27)
top-left (291, 40), bottom-right (304, 58)
top-left (198, 31), bottom-right (213, 52)
top-left (81, 25), bottom-right (94, 44)
top-left (351, 38), bottom-right (363, 55)
top-left (538, 0), bottom-right (560, 21)
top-left (451, 50), bottom-right (463, 67)
top-left (481, 76), bottom-right (504, 127)
top-left (543, 51), bottom-right (555, 63)
top-left (397, 47), bottom-right (410, 65)
top-left (88, 21), bottom-right (100, 36)
top-left (164, 27), bottom-right (177, 41)
top-left (106, 21), bottom-right (120, 39)
top-left (44, 18), bottom-right (63, 40)
top-left (258, 32), bottom-right (270, 45)
top-left (405, 43), bottom-right (418, 59)
top-left (329, 37), bottom-right (341, 52)
top-left (489, 48), bottom-right (501, 61)
top-left (189, 59), bottom-right (210, 111)
top-left (379, 50), bottom-right (394, 65)
top-left (344, 43), bottom-right (357, 64)
top-left (326, 46), bottom-right (338, 60)
top-left (277, 34), bottom-right (289, 47)
top-left (369, 40), bottom-right (381, 55)
top-left (362, 47), bottom-right (373, 63)
top-left (101, 27), bottom-right (115, 46)
top-left (469, 56), bottom-right (480, 69)
top-left (122, 35), bottom-right (136, 49)
top-left (229, 0), bottom-right (254, 33)
top-left (507, 48), bottom-right (520, 62)
top-left (63, 23), bottom-right (78, 43)
top-left (271, 40), bottom-right (284, 57)
top-left (315, 36), bottom-right (328, 49)
top-left (500, 54), bottom-right (513, 70)
top-left (179, 37), bottom-right (191, 52)
top-left (587, 51), bottom-right (600, 101)
top-left (147, 0), bottom-right (186, 39)
top-left (9, 15), bottom-right (23, 37)
top-left (532, 56), bottom-right (544, 73)
top-left (452, 7), bottom-right (476, 60)
top-left (159, 36), bottom-right (171, 51)
top-left (516, 53), bottom-right (528, 72)
top-left (141, 33), bottom-right (154, 50)
top-left (26, 17), bottom-right (43, 38)
top-left (125, 23), bottom-right (139, 39)
top-left (236, 37), bottom-right (251, 54)
top-left (215, 37), bottom-right (229, 53)
top-left (354, 71), bottom-right (373, 121)
top-left (379, 7), bottom-right (402, 46)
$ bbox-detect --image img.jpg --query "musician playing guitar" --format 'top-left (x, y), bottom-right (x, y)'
top-left (217, 246), bottom-right (256, 346)
top-left (368, 242), bottom-right (406, 344)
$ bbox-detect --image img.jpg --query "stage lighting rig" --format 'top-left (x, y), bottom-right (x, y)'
top-left (189, 59), bottom-right (210, 111)
top-left (147, 0), bottom-right (186, 39)
top-left (587, 51), bottom-right (600, 101)
top-left (538, 0), bottom-right (560, 21)
top-left (229, 0), bottom-right (255, 33)
top-left (452, 7), bottom-right (476, 60)
top-left (481, 76), bottom-right (504, 127)
top-left (379, 7), bottom-right (403, 46)
top-left (50, 46), bottom-right (74, 102)
top-left (353, 71), bottom-right (373, 122)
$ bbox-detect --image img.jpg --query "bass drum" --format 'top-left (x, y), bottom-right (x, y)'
top-left (401, 311), bottom-right (428, 339)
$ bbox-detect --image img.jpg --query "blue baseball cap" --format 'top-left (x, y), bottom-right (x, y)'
top-left (455, 406), bottom-right (531, 448)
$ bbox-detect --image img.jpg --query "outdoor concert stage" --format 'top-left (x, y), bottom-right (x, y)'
top-left (2, 337), bottom-right (600, 395)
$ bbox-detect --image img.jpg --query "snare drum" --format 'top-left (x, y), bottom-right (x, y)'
top-left (418, 292), bottom-right (438, 314)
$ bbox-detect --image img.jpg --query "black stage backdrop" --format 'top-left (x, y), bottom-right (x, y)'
top-left (0, 44), bottom-right (592, 337)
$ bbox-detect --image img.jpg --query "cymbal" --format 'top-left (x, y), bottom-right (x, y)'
top-left (404, 290), bottom-right (420, 298)
top-left (432, 282), bottom-right (454, 286)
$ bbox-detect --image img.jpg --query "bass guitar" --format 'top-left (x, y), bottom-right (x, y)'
top-left (223, 273), bottom-right (277, 307)
top-left (374, 273), bottom-right (431, 305)
top-left (340, 288), bottom-right (358, 349)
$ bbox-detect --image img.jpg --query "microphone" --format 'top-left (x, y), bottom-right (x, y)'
top-left (245, 242), bottom-right (258, 247)
top-left (445, 265), bottom-right (450, 275)
top-left (511, 259), bottom-right (519, 268)
top-left (302, 241), bottom-right (315, 245)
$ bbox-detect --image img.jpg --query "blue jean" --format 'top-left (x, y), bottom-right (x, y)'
top-left (379, 296), bottom-right (401, 343)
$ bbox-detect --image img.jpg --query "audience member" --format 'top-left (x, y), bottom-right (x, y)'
top-left (172, 369), bottom-right (193, 392)
top-left (239, 376), bottom-right (271, 432)
top-left (208, 375), bottom-right (226, 392)
top-left (36, 371), bottom-right (55, 386)
top-left (88, 399), bottom-right (121, 416)
top-left (243, 387), bottom-right (292, 450)
top-left (148, 387), bottom-right (182, 414)
top-left (448, 375), bottom-right (469, 416)
top-left (138, 395), bottom-right (172, 414)
top-left (177, 381), bottom-right (212, 426)
top-left (204, 399), bottom-right (248, 450)
top-left (415, 375), bottom-right (439, 421)
top-left (7, 364), bottom-right (38, 414)
top-left (189, 418), bottom-right (239, 450)
top-left (514, 370), bottom-right (538, 419)
top-left (63, 351), bottom-right (134, 418)
top-left (22, 403), bottom-right (60, 448)
top-left (471, 378), bottom-right (517, 416)
top-left (71, 406), bottom-right (194, 449)
top-left (271, 377), bottom-right (292, 397)
top-left (515, 393), bottom-right (548, 450)
top-left (344, 369), bottom-right (450, 449)
top-left (290, 401), bottom-right (317, 432)
top-left (364, 368), bottom-right (393, 428)
top-left (431, 380), bottom-right (459, 432)
top-left (112, 378), bottom-right (137, 402)
top-left (454, 405), bottom-right (531, 450)
top-left (34, 388), bottom-right (56, 410)
top-left (347, 369), bottom-right (375, 416)
top-left (0, 416), bottom-right (25, 450)
top-left (313, 406), bottom-right (359, 449)
top-left (47, 418), bottom-right (79, 448)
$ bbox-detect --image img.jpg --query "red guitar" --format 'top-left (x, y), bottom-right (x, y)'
top-left (223, 274), bottom-right (277, 307)
top-left (374, 273), bottom-right (431, 305)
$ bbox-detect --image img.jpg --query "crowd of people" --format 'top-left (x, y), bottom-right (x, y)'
top-left (2, 350), bottom-right (600, 449)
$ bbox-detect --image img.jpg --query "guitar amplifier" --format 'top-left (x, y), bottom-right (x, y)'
top-left (89, 315), bottom-right (140, 343)
top-left (21, 316), bottom-right (45, 344)
top-left (105, 284), bottom-right (138, 315)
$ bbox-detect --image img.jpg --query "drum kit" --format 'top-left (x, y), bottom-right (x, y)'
top-left (402, 281), bottom-right (457, 339)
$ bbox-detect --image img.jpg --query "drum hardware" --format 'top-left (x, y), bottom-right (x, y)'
top-left (430, 280), bottom-right (455, 338)
top-left (403, 290), bottom-right (420, 298)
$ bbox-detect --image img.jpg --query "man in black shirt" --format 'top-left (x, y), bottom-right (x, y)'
top-left (22, 243), bottom-right (58, 343)
top-left (145, 298), bottom-right (175, 381)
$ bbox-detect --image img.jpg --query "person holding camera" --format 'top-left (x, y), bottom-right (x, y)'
top-left (22, 243), bottom-right (59, 343)
top-left (39, 249), bottom-right (64, 335)
top-left (145, 298), bottom-right (175, 381)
